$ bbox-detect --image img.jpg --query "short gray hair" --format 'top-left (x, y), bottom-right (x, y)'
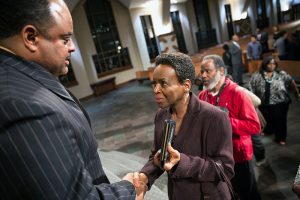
top-left (202, 54), bottom-right (225, 70)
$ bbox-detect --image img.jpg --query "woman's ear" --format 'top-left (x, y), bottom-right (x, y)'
top-left (21, 25), bottom-right (39, 52)
top-left (183, 79), bottom-right (192, 93)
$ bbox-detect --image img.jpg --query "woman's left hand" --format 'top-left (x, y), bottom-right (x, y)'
top-left (163, 144), bottom-right (180, 171)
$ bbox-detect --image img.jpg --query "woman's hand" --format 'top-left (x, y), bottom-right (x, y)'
top-left (153, 144), bottom-right (180, 171)
top-left (163, 143), bottom-right (180, 171)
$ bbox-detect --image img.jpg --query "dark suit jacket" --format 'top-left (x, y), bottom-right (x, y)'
top-left (140, 93), bottom-right (234, 200)
top-left (0, 50), bottom-right (135, 199)
top-left (229, 42), bottom-right (243, 65)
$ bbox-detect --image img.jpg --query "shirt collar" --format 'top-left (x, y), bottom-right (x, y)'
top-left (0, 45), bottom-right (16, 55)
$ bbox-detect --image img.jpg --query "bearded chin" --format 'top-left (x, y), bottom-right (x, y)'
top-left (203, 71), bottom-right (221, 91)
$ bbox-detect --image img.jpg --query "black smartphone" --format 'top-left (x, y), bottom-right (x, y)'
top-left (160, 119), bottom-right (176, 169)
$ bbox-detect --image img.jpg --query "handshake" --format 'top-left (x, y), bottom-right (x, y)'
top-left (122, 172), bottom-right (148, 200)
top-left (122, 144), bottom-right (181, 200)
top-left (122, 120), bottom-right (181, 200)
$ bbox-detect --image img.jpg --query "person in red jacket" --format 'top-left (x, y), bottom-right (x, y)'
top-left (198, 54), bottom-right (261, 200)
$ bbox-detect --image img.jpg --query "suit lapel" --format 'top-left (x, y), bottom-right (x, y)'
top-left (172, 92), bottom-right (198, 151)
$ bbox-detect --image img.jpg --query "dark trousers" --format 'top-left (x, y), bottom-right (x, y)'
top-left (232, 160), bottom-right (261, 200)
top-left (227, 65), bottom-right (233, 77)
top-left (232, 64), bottom-right (243, 85)
top-left (261, 43), bottom-right (269, 54)
top-left (259, 103), bottom-right (289, 142)
top-left (251, 134), bottom-right (265, 162)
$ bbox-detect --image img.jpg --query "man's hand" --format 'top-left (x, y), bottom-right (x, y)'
top-left (133, 172), bottom-right (148, 200)
top-left (133, 172), bottom-right (148, 185)
top-left (123, 172), bottom-right (148, 200)
top-left (122, 172), bottom-right (134, 183)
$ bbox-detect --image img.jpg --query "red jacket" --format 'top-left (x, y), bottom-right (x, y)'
top-left (199, 78), bottom-right (260, 163)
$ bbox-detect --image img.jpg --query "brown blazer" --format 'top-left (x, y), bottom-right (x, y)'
top-left (141, 93), bottom-right (234, 200)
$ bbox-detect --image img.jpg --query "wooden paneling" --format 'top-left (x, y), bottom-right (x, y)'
top-left (90, 77), bottom-right (116, 96)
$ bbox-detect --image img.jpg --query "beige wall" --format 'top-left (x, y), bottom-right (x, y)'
top-left (129, 0), bottom-right (198, 68)
top-left (69, 0), bottom-right (254, 98)
top-left (170, 2), bottom-right (197, 54)
top-left (185, 0), bottom-right (198, 53)
top-left (68, 35), bottom-right (94, 99)
top-left (208, 0), bottom-right (225, 43)
top-left (70, 0), bottom-right (146, 96)
top-left (212, 0), bottom-right (251, 42)
top-left (130, 1), bottom-right (169, 69)
top-left (110, 0), bottom-right (144, 81)
top-left (72, 0), bottom-right (98, 84)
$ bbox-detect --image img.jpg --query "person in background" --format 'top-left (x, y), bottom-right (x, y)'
top-left (227, 75), bottom-right (267, 167)
top-left (248, 56), bottom-right (300, 145)
top-left (247, 35), bottom-right (262, 60)
top-left (229, 34), bottom-right (244, 85)
top-left (134, 52), bottom-right (234, 200)
top-left (256, 27), bottom-right (269, 54)
top-left (0, 0), bottom-right (145, 199)
top-left (286, 32), bottom-right (300, 61)
top-left (223, 43), bottom-right (233, 76)
top-left (272, 25), bottom-right (281, 42)
top-left (198, 55), bottom-right (261, 200)
top-left (273, 30), bottom-right (289, 60)
top-left (245, 91), bottom-right (266, 167)
top-left (292, 165), bottom-right (300, 198)
top-left (247, 35), bottom-right (263, 73)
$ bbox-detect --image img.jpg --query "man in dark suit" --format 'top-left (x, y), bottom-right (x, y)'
top-left (229, 34), bottom-right (244, 85)
top-left (0, 0), bottom-right (144, 199)
top-left (256, 28), bottom-right (269, 54)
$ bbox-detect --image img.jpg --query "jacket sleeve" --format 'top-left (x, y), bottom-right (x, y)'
top-left (247, 44), bottom-right (252, 59)
top-left (229, 88), bottom-right (261, 136)
top-left (247, 73), bottom-right (260, 97)
top-left (168, 110), bottom-right (234, 182)
top-left (139, 144), bottom-right (164, 188)
top-left (258, 43), bottom-right (262, 55)
top-left (139, 113), bottom-right (165, 188)
top-left (0, 98), bottom-right (136, 200)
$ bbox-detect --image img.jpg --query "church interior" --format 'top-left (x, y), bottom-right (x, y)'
top-left (60, 0), bottom-right (300, 199)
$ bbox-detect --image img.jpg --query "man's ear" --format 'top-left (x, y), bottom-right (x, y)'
top-left (220, 67), bottom-right (225, 76)
top-left (21, 25), bottom-right (40, 52)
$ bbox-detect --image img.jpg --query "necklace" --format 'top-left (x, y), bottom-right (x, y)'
top-left (264, 72), bottom-right (274, 83)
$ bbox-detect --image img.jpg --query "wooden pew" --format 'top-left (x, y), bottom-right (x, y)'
top-left (278, 61), bottom-right (300, 78)
top-left (90, 77), bottom-right (116, 96)
top-left (135, 67), bottom-right (155, 83)
top-left (245, 60), bottom-right (300, 78)
top-left (191, 55), bottom-right (300, 87)
top-left (135, 71), bottom-right (149, 84)
top-left (279, 60), bottom-right (300, 89)
top-left (247, 60), bottom-right (262, 74)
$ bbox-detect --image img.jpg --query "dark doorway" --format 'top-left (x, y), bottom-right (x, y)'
top-left (140, 15), bottom-right (159, 63)
top-left (170, 11), bottom-right (187, 53)
top-left (193, 0), bottom-right (217, 50)
top-left (256, 0), bottom-right (269, 29)
top-left (276, 0), bottom-right (282, 23)
top-left (225, 4), bottom-right (234, 39)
